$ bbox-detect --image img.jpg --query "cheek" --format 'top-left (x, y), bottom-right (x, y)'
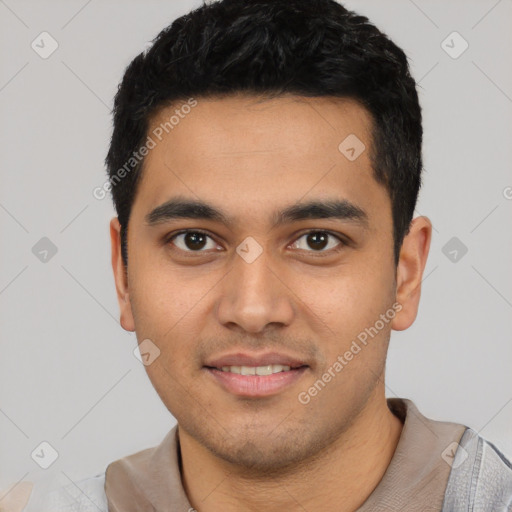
top-left (132, 268), bottom-right (211, 409)
top-left (296, 265), bottom-right (393, 337)
top-left (289, 269), bottom-right (396, 392)
top-left (294, 270), bottom-right (395, 401)
top-left (130, 261), bottom-right (212, 336)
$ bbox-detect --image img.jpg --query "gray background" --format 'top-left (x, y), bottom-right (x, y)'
top-left (1, 0), bottom-right (511, 504)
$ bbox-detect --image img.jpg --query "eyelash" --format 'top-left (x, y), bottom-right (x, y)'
top-left (165, 229), bottom-right (347, 256)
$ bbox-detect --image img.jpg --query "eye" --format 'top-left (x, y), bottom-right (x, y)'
top-left (167, 229), bottom-right (346, 255)
top-left (289, 231), bottom-right (344, 253)
top-left (168, 230), bottom-right (221, 252)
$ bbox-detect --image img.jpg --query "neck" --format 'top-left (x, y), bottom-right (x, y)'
top-left (179, 388), bottom-right (403, 512)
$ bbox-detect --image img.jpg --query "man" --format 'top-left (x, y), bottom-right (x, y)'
top-left (42, 0), bottom-right (512, 510)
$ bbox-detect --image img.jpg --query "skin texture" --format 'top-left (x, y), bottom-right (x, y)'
top-left (111, 95), bottom-right (431, 511)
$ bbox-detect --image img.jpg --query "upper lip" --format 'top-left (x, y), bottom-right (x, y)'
top-left (205, 351), bottom-right (309, 369)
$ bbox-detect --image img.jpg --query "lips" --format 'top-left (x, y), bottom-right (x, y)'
top-left (203, 351), bottom-right (309, 397)
top-left (204, 351), bottom-right (308, 369)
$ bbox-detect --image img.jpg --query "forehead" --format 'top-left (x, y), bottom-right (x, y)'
top-left (148, 94), bottom-right (372, 160)
top-left (133, 94), bottom-right (388, 227)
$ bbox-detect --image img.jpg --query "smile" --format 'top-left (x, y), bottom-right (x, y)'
top-left (219, 364), bottom-right (291, 375)
top-left (205, 364), bottom-right (308, 397)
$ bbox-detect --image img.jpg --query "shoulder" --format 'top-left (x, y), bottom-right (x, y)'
top-left (443, 428), bottom-right (512, 511)
top-left (34, 473), bottom-right (107, 512)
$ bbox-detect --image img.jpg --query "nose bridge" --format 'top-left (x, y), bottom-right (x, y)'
top-left (215, 239), bottom-right (294, 333)
top-left (235, 247), bottom-right (274, 299)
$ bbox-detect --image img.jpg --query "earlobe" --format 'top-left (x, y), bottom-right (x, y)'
top-left (391, 216), bottom-right (432, 332)
top-left (110, 217), bottom-right (136, 332)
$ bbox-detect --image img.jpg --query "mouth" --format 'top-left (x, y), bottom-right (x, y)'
top-left (203, 352), bottom-right (309, 397)
top-left (216, 363), bottom-right (297, 375)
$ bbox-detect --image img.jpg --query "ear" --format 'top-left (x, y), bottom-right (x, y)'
top-left (110, 217), bottom-right (135, 332)
top-left (391, 216), bottom-right (432, 331)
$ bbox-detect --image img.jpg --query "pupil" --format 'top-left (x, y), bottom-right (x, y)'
top-left (307, 232), bottom-right (328, 250)
top-left (185, 232), bottom-right (207, 250)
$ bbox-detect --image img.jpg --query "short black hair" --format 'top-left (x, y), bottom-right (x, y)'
top-left (106, 0), bottom-right (422, 266)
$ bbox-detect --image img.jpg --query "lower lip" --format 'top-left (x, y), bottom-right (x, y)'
top-left (205, 367), bottom-right (308, 397)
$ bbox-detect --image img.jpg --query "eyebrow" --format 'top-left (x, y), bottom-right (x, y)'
top-left (145, 196), bottom-right (368, 229)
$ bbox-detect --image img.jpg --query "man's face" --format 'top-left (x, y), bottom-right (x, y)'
top-left (117, 95), bottom-right (401, 470)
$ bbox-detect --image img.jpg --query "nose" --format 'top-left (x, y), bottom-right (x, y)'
top-left (215, 244), bottom-right (295, 334)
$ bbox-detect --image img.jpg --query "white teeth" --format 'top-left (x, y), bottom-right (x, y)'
top-left (220, 364), bottom-right (291, 375)
top-left (256, 365), bottom-right (273, 376)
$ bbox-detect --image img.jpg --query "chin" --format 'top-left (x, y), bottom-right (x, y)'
top-left (213, 437), bottom-right (312, 473)
top-left (188, 419), bottom-right (336, 475)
